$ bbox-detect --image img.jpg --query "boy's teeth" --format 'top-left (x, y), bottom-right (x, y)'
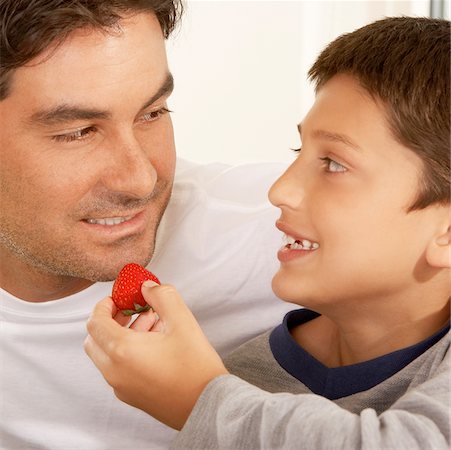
top-left (283, 235), bottom-right (296, 245)
top-left (284, 234), bottom-right (319, 250)
top-left (302, 239), bottom-right (312, 249)
top-left (86, 216), bottom-right (132, 225)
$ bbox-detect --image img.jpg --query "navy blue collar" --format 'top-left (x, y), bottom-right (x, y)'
top-left (269, 309), bottom-right (450, 400)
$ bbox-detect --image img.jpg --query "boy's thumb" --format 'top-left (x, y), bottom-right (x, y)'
top-left (141, 281), bottom-right (187, 322)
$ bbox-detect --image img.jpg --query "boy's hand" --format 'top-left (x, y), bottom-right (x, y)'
top-left (84, 283), bottom-right (228, 430)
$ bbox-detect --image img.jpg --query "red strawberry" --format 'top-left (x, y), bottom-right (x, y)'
top-left (112, 263), bottom-right (160, 316)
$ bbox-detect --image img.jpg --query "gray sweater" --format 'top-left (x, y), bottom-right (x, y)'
top-left (172, 326), bottom-right (450, 449)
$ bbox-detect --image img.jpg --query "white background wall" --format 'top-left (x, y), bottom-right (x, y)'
top-left (167, 1), bottom-right (432, 164)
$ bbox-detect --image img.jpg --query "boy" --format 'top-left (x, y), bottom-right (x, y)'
top-left (85, 16), bottom-right (450, 449)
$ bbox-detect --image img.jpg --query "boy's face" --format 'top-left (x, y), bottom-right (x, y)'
top-left (269, 74), bottom-right (444, 310)
top-left (0, 13), bottom-right (175, 298)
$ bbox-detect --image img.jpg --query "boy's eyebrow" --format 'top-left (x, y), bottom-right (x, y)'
top-left (297, 123), bottom-right (361, 151)
top-left (28, 72), bottom-right (174, 126)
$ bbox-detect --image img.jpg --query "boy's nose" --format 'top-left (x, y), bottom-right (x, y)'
top-left (268, 163), bottom-right (306, 210)
top-left (101, 133), bottom-right (157, 199)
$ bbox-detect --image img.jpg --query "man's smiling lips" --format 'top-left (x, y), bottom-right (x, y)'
top-left (80, 210), bottom-right (148, 238)
top-left (85, 215), bottom-right (134, 226)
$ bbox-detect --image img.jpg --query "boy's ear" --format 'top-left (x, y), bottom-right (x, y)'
top-left (426, 225), bottom-right (451, 269)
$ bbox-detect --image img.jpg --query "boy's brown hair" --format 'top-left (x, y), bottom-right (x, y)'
top-left (0, 0), bottom-right (184, 100)
top-left (309, 17), bottom-right (450, 210)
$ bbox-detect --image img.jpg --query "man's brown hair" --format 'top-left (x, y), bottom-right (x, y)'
top-left (308, 17), bottom-right (450, 210)
top-left (0, 0), bottom-right (183, 100)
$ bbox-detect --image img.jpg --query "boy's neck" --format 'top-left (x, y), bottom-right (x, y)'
top-left (291, 297), bottom-right (450, 368)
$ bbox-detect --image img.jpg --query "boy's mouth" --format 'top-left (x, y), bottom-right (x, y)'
top-left (283, 234), bottom-right (320, 251)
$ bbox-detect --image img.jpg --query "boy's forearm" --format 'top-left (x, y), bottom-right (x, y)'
top-left (174, 374), bottom-right (450, 449)
top-left (140, 370), bottom-right (229, 431)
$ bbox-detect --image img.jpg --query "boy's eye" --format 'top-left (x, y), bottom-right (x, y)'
top-left (320, 157), bottom-right (347, 173)
top-left (52, 126), bottom-right (96, 143)
top-left (139, 107), bottom-right (172, 124)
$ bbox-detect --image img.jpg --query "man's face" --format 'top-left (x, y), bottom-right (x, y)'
top-left (269, 74), bottom-right (445, 311)
top-left (0, 13), bottom-right (176, 297)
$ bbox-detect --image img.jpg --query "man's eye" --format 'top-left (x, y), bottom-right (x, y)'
top-left (53, 126), bottom-right (96, 143)
top-left (319, 157), bottom-right (347, 173)
top-left (140, 107), bottom-right (172, 123)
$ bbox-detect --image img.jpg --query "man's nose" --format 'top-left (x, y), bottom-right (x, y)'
top-left (101, 132), bottom-right (157, 199)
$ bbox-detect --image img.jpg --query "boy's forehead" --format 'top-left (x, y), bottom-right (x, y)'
top-left (304, 74), bottom-right (383, 129)
top-left (301, 74), bottom-right (422, 162)
top-left (297, 121), bottom-right (362, 153)
top-left (316, 73), bottom-right (372, 102)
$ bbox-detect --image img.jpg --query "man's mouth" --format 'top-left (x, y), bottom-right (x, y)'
top-left (283, 234), bottom-right (320, 251)
top-left (84, 215), bottom-right (134, 226)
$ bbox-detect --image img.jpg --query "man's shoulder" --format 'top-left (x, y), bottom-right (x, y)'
top-left (153, 158), bottom-right (287, 270)
top-left (150, 159), bottom-right (293, 356)
top-left (172, 158), bottom-right (288, 205)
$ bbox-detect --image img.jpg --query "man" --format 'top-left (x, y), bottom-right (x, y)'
top-left (0, 1), bottom-right (292, 448)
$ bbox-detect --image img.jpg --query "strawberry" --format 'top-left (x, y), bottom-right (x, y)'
top-left (112, 263), bottom-right (160, 316)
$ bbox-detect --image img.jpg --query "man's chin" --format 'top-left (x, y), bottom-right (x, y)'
top-left (72, 245), bottom-right (154, 282)
top-left (93, 256), bottom-right (154, 282)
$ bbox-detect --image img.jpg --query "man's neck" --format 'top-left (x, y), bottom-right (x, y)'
top-left (0, 250), bottom-right (94, 302)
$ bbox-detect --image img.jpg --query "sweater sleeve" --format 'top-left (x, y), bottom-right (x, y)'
top-left (171, 356), bottom-right (450, 450)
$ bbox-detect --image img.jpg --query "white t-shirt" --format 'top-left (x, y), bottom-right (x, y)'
top-left (0, 159), bottom-right (294, 450)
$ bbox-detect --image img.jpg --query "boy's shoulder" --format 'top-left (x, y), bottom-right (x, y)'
top-left (224, 323), bottom-right (450, 414)
top-left (224, 328), bottom-right (309, 394)
top-left (338, 330), bottom-right (450, 414)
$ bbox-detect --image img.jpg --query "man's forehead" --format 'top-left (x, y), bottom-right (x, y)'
top-left (27, 72), bottom-right (174, 126)
top-left (6, 12), bottom-right (170, 114)
top-left (28, 11), bottom-right (163, 68)
top-left (25, 12), bottom-right (165, 67)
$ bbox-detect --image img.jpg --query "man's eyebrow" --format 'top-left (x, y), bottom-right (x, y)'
top-left (28, 72), bottom-right (174, 126)
top-left (29, 105), bottom-right (110, 125)
top-left (139, 72), bottom-right (174, 111)
top-left (297, 123), bottom-right (361, 151)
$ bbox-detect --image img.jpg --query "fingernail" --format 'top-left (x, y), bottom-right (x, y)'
top-left (142, 280), bottom-right (159, 289)
top-left (436, 236), bottom-right (450, 246)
